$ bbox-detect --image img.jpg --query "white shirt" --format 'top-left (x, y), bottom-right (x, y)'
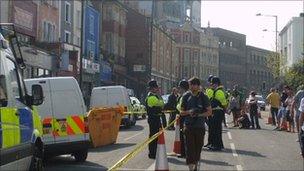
top-left (299, 97), bottom-right (304, 113)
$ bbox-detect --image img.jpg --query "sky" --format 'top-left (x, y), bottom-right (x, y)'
top-left (201, 0), bottom-right (303, 51)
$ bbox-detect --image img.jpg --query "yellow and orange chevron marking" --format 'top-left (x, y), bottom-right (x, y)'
top-left (66, 115), bottom-right (85, 135)
top-left (53, 118), bottom-right (68, 137)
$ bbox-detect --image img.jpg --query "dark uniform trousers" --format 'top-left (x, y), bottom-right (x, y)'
top-left (210, 109), bottom-right (224, 149)
top-left (148, 116), bottom-right (161, 157)
top-left (206, 116), bottom-right (213, 145)
top-left (180, 116), bottom-right (185, 157)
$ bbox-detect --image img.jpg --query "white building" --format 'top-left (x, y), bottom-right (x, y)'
top-left (279, 14), bottom-right (304, 69)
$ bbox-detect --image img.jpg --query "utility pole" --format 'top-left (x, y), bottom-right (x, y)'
top-left (149, 0), bottom-right (155, 81)
top-left (79, 0), bottom-right (85, 90)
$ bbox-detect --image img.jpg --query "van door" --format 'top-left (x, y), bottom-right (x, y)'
top-left (26, 79), bottom-right (55, 144)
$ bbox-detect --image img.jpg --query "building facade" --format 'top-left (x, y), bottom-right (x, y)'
top-left (279, 14), bottom-right (304, 70)
top-left (125, 6), bottom-right (151, 99)
top-left (200, 27), bottom-right (219, 85)
top-left (209, 28), bottom-right (247, 89)
top-left (102, 0), bottom-right (127, 86)
top-left (169, 22), bottom-right (202, 80)
top-left (0, 0), bottom-right (57, 79)
top-left (151, 24), bottom-right (176, 95)
top-left (246, 46), bottom-right (274, 95)
top-left (82, 4), bottom-right (100, 105)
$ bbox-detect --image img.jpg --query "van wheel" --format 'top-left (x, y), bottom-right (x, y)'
top-left (74, 150), bottom-right (88, 162)
top-left (30, 145), bottom-right (43, 171)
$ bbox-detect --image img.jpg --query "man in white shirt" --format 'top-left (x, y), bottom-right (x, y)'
top-left (298, 97), bottom-right (304, 158)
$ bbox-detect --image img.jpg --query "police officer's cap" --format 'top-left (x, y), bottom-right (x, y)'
top-left (211, 77), bottom-right (221, 85)
top-left (178, 79), bottom-right (189, 90)
top-left (207, 75), bottom-right (214, 83)
top-left (148, 79), bottom-right (159, 88)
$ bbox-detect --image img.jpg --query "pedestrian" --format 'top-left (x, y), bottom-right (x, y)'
top-left (285, 88), bottom-right (295, 133)
top-left (165, 87), bottom-right (178, 130)
top-left (145, 80), bottom-right (164, 159)
top-left (237, 110), bottom-right (251, 129)
top-left (180, 77), bottom-right (212, 171)
top-left (248, 91), bottom-right (261, 129)
top-left (208, 77), bottom-right (228, 151)
top-left (266, 88), bottom-right (281, 129)
top-left (292, 85), bottom-right (304, 133)
top-left (204, 75), bottom-right (214, 149)
top-left (176, 79), bottom-right (190, 158)
top-left (297, 97), bottom-right (304, 158)
top-left (229, 90), bottom-right (241, 127)
top-left (277, 86), bottom-right (290, 130)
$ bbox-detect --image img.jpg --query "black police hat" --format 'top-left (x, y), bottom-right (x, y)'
top-left (207, 75), bottom-right (214, 83)
top-left (211, 77), bottom-right (221, 85)
top-left (178, 79), bottom-right (189, 90)
top-left (148, 79), bottom-right (159, 88)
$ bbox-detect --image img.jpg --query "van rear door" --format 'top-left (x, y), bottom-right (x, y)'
top-left (50, 79), bottom-right (86, 143)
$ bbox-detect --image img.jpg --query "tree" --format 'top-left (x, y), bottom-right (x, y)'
top-left (283, 59), bottom-right (304, 91)
top-left (265, 52), bottom-right (287, 79)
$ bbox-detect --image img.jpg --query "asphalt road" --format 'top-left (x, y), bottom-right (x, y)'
top-left (45, 108), bottom-right (304, 171)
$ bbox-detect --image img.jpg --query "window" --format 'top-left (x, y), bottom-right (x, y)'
top-left (184, 32), bottom-right (190, 43)
top-left (65, 2), bottom-right (71, 23)
top-left (89, 15), bottom-right (94, 35)
top-left (105, 33), bottom-right (113, 53)
top-left (64, 31), bottom-right (71, 43)
top-left (43, 21), bottom-right (56, 42)
top-left (76, 10), bottom-right (81, 28)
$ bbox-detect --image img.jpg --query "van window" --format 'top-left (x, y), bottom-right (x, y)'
top-left (0, 59), bottom-right (8, 107)
top-left (4, 57), bottom-right (22, 103)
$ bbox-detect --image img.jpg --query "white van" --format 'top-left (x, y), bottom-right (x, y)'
top-left (25, 77), bottom-right (90, 162)
top-left (90, 85), bottom-right (136, 127)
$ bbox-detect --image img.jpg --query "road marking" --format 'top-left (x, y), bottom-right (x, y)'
top-left (227, 132), bottom-right (232, 140)
top-left (147, 162), bottom-right (155, 170)
top-left (230, 143), bottom-right (238, 157)
top-left (236, 165), bottom-right (243, 171)
top-left (124, 132), bottom-right (143, 141)
top-left (120, 168), bottom-right (151, 170)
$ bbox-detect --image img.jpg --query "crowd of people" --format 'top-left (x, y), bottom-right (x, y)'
top-left (145, 76), bottom-right (304, 171)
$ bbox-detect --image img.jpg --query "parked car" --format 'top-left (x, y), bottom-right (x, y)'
top-left (256, 95), bottom-right (266, 111)
top-left (245, 95), bottom-right (266, 111)
top-left (130, 96), bottom-right (146, 119)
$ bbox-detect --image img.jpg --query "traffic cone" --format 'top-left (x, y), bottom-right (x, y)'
top-left (173, 117), bottom-right (181, 155)
top-left (155, 130), bottom-right (169, 171)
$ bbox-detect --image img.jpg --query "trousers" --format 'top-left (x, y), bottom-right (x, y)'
top-left (148, 116), bottom-right (161, 157)
top-left (210, 110), bottom-right (224, 149)
top-left (184, 127), bottom-right (205, 164)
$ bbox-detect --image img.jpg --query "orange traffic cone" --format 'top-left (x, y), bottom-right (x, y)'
top-left (155, 130), bottom-right (169, 171)
top-left (173, 117), bottom-right (181, 155)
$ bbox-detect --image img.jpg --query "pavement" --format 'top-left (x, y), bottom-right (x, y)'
top-left (45, 107), bottom-right (304, 170)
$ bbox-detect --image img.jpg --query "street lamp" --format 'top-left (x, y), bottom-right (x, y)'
top-left (256, 13), bottom-right (278, 54)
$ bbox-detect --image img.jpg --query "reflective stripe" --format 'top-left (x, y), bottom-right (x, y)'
top-left (0, 107), bottom-right (20, 148)
top-left (67, 115), bottom-right (85, 135)
top-left (53, 118), bottom-right (67, 137)
top-left (32, 106), bottom-right (42, 137)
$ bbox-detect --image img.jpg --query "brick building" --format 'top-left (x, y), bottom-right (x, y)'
top-left (102, 0), bottom-right (128, 86)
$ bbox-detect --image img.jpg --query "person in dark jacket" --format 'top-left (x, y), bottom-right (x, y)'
top-left (165, 87), bottom-right (178, 130)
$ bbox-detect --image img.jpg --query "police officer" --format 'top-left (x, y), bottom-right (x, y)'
top-left (209, 77), bottom-right (228, 151)
top-left (204, 75), bottom-right (214, 148)
top-left (176, 79), bottom-right (190, 158)
top-left (145, 80), bottom-right (164, 159)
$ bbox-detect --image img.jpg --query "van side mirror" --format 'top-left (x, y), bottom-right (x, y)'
top-left (32, 84), bottom-right (43, 105)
